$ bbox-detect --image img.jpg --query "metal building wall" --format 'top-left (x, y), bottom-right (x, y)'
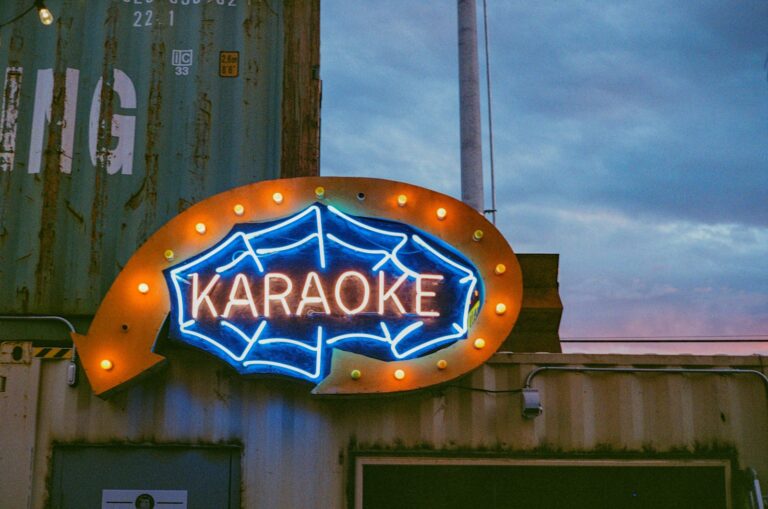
top-left (0, 0), bottom-right (320, 316)
top-left (2, 349), bottom-right (765, 507)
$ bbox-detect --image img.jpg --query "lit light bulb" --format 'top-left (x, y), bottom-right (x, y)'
top-left (494, 263), bottom-right (506, 275)
top-left (472, 229), bottom-right (484, 241)
top-left (473, 338), bottom-right (486, 349)
top-left (272, 192), bottom-right (284, 204)
top-left (37, 2), bottom-right (53, 25)
top-left (195, 222), bottom-right (206, 234)
top-left (137, 283), bottom-right (150, 294)
top-left (164, 249), bottom-right (175, 261)
top-left (315, 186), bottom-right (325, 199)
top-left (436, 208), bottom-right (447, 220)
top-left (437, 359), bottom-right (448, 370)
top-left (393, 369), bottom-right (406, 380)
top-left (495, 303), bottom-right (507, 315)
top-left (233, 204), bottom-right (245, 216)
top-left (100, 359), bottom-right (113, 371)
top-left (397, 194), bottom-right (407, 207)
top-left (350, 369), bottom-right (361, 380)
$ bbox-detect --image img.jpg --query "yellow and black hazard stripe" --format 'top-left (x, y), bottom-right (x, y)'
top-left (32, 347), bottom-right (73, 360)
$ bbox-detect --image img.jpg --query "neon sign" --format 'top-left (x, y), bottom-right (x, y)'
top-left (71, 177), bottom-right (522, 397)
top-left (165, 203), bottom-right (482, 383)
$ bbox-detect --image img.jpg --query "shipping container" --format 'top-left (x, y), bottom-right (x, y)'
top-left (1, 349), bottom-right (766, 507)
top-left (0, 0), bottom-right (320, 316)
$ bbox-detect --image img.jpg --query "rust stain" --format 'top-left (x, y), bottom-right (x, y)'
top-left (8, 33), bottom-right (25, 65)
top-left (89, 2), bottom-right (119, 277)
top-left (242, 1), bottom-right (266, 39)
top-left (137, 40), bottom-right (166, 242)
top-left (177, 198), bottom-right (193, 214)
top-left (16, 285), bottom-right (29, 313)
top-left (189, 10), bottom-right (216, 204)
top-left (124, 174), bottom-right (147, 211)
top-left (35, 12), bottom-right (74, 307)
top-left (193, 93), bottom-right (212, 173)
top-left (1, 28), bottom-right (26, 284)
top-left (64, 200), bottom-right (84, 224)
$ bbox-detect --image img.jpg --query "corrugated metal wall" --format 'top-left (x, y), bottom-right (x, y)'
top-left (2, 350), bottom-right (765, 507)
top-left (0, 0), bottom-right (320, 315)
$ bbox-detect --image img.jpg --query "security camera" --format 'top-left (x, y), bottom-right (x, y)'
top-left (521, 388), bottom-right (542, 419)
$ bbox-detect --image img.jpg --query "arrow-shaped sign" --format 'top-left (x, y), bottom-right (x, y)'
top-left (73, 177), bottom-right (522, 397)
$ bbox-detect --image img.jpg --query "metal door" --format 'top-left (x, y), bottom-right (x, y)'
top-left (49, 445), bottom-right (240, 509)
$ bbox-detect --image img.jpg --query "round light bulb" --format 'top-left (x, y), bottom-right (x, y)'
top-left (195, 222), bottom-right (206, 234)
top-left (233, 204), bottom-right (245, 216)
top-left (397, 194), bottom-right (407, 207)
top-left (164, 249), bottom-right (175, 261)
top-left (436, 359), bottom-right (448, 370)
top-left (38, 6), bottom-right (54, 26)
top-left (100, 359), bottom-right (113, 371)
top-left (473, 338), bottom-right (486, 350)
top-left (350, 369), bottom-right (361, 380)
top-left (495, 303), bottom-right (507, 315)
top-left (315, 186), bottom-right (325, 199)
top-left (137, 283), bottom-right (150, 294)
top-left (272, 192), bottom-right (284, 204)
top-left (393, 369), bottom-right (406, 380)
top-left (494, 263), bottom-right (506, 275)
top-left (473, 229), bottom-right (484, 241)
top-left (436, 208), bottom-right (447, 220)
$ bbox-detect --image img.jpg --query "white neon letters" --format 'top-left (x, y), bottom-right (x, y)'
top-left (296, 271), bottom-right (330, 316)
top-left (378, 272), bottom-right (408, 315)
top-left (191, 273), bottom-right (220, 319)
top-left (416, 274), bottom-right (443, 317)
top-left (188, 270), bottom-right (440, 319)
top-left (334, 271), bottom-right (370, 315)
top-left (221, 273), bottom-right (258, 318)
top-left (264, 273), bottom-right (293, 317)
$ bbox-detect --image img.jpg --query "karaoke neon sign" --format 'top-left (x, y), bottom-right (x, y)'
top-left (165, 203), bottom-right (481, 382)
top-left (71, 177), bottom-right (523, 397)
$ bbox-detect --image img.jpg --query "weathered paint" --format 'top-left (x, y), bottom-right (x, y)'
top-left (1, 350), bottom-right (765, 507)
top-left (0, 0), bottom-right (320, 315)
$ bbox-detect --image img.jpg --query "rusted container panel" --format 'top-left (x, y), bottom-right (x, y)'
top-left (0, 0), bottom-right (320, 315)
top-left (2, 351), bottom-right (765, 507)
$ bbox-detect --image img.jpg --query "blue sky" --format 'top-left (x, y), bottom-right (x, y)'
top-left (319, 1), bottom-right (768, 353)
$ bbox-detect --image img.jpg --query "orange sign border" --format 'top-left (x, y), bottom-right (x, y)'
top-left (72, 177), bottom-right (522, 397)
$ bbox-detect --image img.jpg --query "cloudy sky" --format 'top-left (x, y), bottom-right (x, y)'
top-left (319, 1), bottom-right (768, 354)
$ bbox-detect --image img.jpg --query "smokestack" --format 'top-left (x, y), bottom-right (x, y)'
top-left (457, 0), bottom-right (484, 213)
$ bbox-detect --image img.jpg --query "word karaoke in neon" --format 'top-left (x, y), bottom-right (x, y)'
top-left (165, 203), bottom-right (483, 383)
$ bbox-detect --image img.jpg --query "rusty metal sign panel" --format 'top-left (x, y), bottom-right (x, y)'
top-left (0, 0), bottom-right (318, 315)
top-left (72, 177), bottom-right (523, 396)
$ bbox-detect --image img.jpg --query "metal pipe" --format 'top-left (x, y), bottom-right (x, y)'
top-left (0, 315), bottom-right (79, 386)
top-left (524, 365), bottom-right (768, 394)
top-left (0, 314), bottom-right (76, 333)
top-left (457, 0), bottom-right (484, 213)
top-left (481, 0), bottom-right (496, 224)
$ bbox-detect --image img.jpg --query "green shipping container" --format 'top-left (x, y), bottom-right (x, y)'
top-left (0, 0), bottom-right (320, 318)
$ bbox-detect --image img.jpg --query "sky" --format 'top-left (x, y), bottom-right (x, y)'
top-left (319, 1), bottom-right (768, 354)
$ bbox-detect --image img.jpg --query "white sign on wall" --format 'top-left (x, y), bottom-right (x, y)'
top-left (102, 489), bottom-right (187, 508)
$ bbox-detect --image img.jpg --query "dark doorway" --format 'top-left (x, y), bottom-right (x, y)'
top-left (358, 459), bottom-right (729, 509)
